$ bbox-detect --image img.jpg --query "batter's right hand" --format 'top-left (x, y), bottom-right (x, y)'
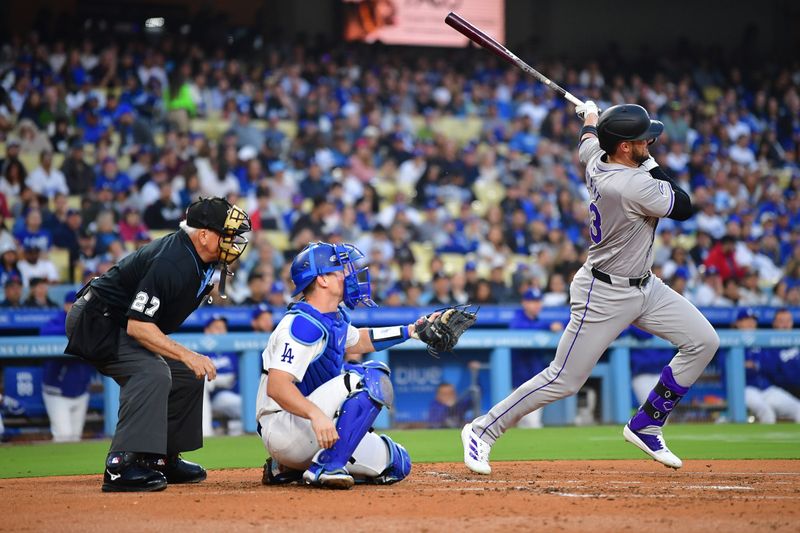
top-left (185, 352), bottom-right (218, 381)
top-left (576, 100), bottom-right (599, 119)
top-left (310, 412), bottom-right (339, 449)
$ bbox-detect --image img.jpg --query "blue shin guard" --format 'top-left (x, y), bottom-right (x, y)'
top-left (304, 390), bottom-right (381, 489)
top-left (371, 435), bottom-right (411, 485)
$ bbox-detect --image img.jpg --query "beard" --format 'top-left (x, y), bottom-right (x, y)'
top-left (631, 146), bottom-right (650, 165)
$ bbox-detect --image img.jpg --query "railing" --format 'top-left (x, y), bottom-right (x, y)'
top-left (2, 329), bottom-right (798, 436)
top-left (2, 305), bottom-right (798, 331)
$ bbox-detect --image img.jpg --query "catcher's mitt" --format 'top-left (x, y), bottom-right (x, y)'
top-left (414, 305), bottom-right (478, 357)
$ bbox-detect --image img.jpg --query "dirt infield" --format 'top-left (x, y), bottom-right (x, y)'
top-left (2, 460), bottom-right (798, 532)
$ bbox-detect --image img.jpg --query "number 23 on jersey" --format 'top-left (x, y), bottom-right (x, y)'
top-left (589, 202), bottom-right (602, 244)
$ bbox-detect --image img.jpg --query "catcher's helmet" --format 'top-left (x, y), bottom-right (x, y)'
top-left (290, 242), bottom-right (376, 309)
top-left (597, 104), bottom-right (664, 154)
top-left (185, 197), bottom-right (251, 264)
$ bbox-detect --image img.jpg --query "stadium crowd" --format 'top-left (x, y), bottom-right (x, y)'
top-left (0, 32), bottom-right (799, 311)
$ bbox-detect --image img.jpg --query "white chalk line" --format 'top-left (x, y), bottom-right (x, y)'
top-left (399, 487), bottom-right (800, 500)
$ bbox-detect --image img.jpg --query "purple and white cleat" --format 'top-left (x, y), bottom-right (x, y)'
top-left (623, 424), bottom-right (682, 469)
top-left (461, 423), bottom-right (492, 475)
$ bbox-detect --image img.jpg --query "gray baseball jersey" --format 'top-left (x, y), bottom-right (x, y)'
top-left (579, 137), bottom-right (675, 278)
top-left (469, 134), bottom-right (719, 447)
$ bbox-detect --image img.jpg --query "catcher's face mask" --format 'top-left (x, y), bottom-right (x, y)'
top-left (335, 243), bottom-right (376, 310)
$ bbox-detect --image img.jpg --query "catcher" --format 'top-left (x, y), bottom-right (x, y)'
top-left (256, 241), bottom-right (476, 489)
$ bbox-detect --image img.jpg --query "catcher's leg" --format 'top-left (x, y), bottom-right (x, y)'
top-left (259, 371), bottom-right (353, 483)
top-left (303, 362), bottom-right (407, 489)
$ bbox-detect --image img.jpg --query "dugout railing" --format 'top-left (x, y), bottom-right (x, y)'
top-left (2, 330), bottom-right (799, 436)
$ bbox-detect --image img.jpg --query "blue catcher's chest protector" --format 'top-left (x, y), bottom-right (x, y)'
top-left (288, 301), bottom-right (352, 396)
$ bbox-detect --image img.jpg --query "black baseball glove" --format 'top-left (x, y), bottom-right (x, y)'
top-left (413, 305), bottom-right (478, 357)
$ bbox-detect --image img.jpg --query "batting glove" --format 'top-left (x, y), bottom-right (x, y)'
top-left (575, 100), bottom-right (599, 119)
top-left (640, 156), bottom-right (659, 171)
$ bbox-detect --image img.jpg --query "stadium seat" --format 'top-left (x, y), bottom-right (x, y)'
top-left (49, 248), bottom-right (71, 282)
top-left (190, 118), bottom-right (226, 141)
top-left (409, 242), bottom-right (434, 283)
top-left (277, 120), bottom-right (297, 139)
top-left (436, 117), bottom-right (483, 146)
top-left (374, 179), bottom-right (398, 202)
top-left (473, 181), bottom-right (505, 206)
top-left (440, 253), bottom-right (466, 276)
top-left (263, 230), bottom-right (290, 252)
top-left (19, 152), bottom-right (39, 173)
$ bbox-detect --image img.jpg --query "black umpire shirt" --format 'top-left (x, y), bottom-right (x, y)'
top-left (90, 230), bottom-right (215, 333)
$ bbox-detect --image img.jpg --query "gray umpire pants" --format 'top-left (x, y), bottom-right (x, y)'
top-left (473, 264), bottom-right (720, 445)
top-left (66, 295), bottom-right (204, 456)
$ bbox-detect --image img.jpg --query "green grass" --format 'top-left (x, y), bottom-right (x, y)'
top-left (1, 424), bottom-right (798, 479)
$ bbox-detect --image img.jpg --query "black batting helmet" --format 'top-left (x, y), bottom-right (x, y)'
top-left (597, 104), bottom-right (664, 154)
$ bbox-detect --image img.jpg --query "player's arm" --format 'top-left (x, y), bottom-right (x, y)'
top-left (127, 320), bottom-right (217, 381)
top-left (576, 100), bottom-right (600, 143)
top-left (266, 369), bottom-right (338, 448)
top-left (125, 263), bottom-right (216, 380)
top-left (347, 323), bottom-right (419, 355)
top-left (640, 157), bottom-right (692, 221)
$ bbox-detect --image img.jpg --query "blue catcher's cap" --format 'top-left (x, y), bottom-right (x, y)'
top-left (289, 241), bottom-right (376, 309)
top-left (522, 288), bottom-right (543, 301)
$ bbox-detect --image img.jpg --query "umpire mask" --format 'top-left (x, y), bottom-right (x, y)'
top-left (186, 197), bottom-right (251, 265)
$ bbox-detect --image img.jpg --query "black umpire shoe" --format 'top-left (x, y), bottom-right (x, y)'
top-left (149, 454), bottom-right (207, 484)
top-left (102, 452), bottom-right (168, 493)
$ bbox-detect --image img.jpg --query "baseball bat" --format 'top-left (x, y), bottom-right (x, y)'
top-left (444, 12), bottom-right (585, 107)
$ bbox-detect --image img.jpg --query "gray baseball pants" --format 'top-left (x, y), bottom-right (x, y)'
top-left (66, 295), bottom-right (204, 455)
top-left (473, 264), bottom-right (719, 445)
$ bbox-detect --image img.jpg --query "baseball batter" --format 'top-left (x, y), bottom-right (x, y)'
top-left (462, 102), bottom-right (720, 473)
top-left (257, 241), bottom-right (472, 489)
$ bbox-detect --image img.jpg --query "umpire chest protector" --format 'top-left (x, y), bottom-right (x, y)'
top-left (288, 301), bottom-right (351, 396)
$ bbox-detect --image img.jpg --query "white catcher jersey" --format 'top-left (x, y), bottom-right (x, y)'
top-left (255, 314), bottom-right (360, 419)
top-left (579, 137), bottom-right (675, 278)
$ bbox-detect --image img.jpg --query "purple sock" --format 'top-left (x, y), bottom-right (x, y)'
top-left (629, 365), bottom-right (689, 431)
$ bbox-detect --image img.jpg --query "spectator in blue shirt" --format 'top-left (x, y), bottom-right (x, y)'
top-left (94, 157), bottom-right (132, 194)
top-left (510, 288), bottom-right (563, 428)
top-left (427, 363), bottom-right (481, 429)
top-left (201, 315), bottom-right (243, 436)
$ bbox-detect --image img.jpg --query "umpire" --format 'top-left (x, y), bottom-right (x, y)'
top-left (65, 197), bottom-right (250, 492)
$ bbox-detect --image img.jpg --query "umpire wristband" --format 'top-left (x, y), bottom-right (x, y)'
top-left (370, 326), bottom-right (411, 351)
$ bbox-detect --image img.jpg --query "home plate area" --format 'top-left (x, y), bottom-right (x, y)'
top-left (4, 460), bottom-right (798, 532)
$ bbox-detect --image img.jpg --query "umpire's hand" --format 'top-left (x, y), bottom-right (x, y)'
top-left (184, 352), bottom-right (218, 381)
